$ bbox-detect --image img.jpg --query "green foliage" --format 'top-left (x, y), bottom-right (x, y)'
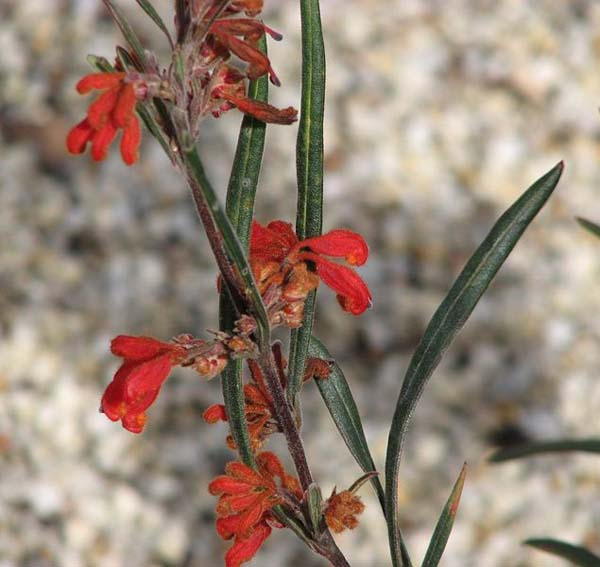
top-left (384, 162), bottom-right (564, 567)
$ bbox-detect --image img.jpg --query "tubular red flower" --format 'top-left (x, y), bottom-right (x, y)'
top-left (250, 220), bottom-right (298, 262)
top-left (225, 521), bottom-right (271, 567)
top-left (220, 95), bottom-right (297, 125)
top-left (101, 336), bottom-right (186, 433)
top-left (210, 452), bottom-right (300, 566)
top-left (66, 72), bottom-right (141, 165)
top-left (250, 220), bottom-right (372, 315)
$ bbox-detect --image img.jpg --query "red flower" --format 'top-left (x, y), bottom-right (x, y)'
top-left (101, 335), bottom-right (186, 433)
top-left (66, 72), bottom-right (141, 165)
top-left (210, 66), bottom-right (297, 125)
top-left (209, 452), bottom-right (301, 566)
top-left (250, 221), bottom-right (372, 315)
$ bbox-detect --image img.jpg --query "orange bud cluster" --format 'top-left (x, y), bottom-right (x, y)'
top-left (209, 452), bottom-right (301, 567)
top-left (323, 489), bottom-right (366, 534)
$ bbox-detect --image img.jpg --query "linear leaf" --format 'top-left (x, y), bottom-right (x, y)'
top-left (524, 538), bottom-right (600, 567)
top-left (421, 464), bottom-right (467, 567)
top-left (576, 217), bottom-right (600, 239)
top-left (288, 0), bottom-right (327, 405)
top-left (219, 37), bottom-right (269, 467)
top-left (102, 0), bottom-right (147, 69)
top-left (384, 162), bottom-right (564, 567)
top-left (86, 54), bottom-right (114, 72)
top-left (183, 147), bottom-right (270, 341)
top-left (308, 337), bottom-right (386, 513)
top-left (490, 438), bottom-right (600, 463)
top-left (134, 0), bottom-right (174, 48)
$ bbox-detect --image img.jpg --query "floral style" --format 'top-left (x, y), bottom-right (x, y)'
top-left (67, 72), bottom-right (141, 165)
top-left (250, 220), bottom-right (372, 318)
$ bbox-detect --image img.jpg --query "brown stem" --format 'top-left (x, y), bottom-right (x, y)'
top-left (257, 349), bottom-right (313, 489)
top-left (187, 175), bottom-right (248, 313)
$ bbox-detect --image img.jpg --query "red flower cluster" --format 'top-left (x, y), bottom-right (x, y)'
top-left (102, 331), bottom-right (257, 433)
top-left (101, 336), bottom-right (186, 433)
top-left (250, 220), bottom-right (372, 320)
top-left (200, 5), bottom-right (297, 125)
top-left (209, 452), bottom-right (301, 567)
top-left (67, 73), bottom-right (141, 165)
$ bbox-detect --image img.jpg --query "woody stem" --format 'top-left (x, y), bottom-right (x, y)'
top-left (257, 349), bottom-right (314, 489)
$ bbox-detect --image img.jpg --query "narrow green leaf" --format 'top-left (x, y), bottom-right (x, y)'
top-left (422, 464), bottom-right (467, 567)
top-left (219, 37), bottom-right (269, 467)
top-left (524, 538), bottom-right (600, 567)
top-left (224, 36), bottom-right (268, 247)
top-left (102, 0), bottom-right (147, 69)
top-left (183, 146), bottom-right (270, 341)
top-left (288, 0), bottom-right (327, 405)
top-left (384, 162), bottom-right (564, 567)
top-left (86, 54), bottom-right (114, 72)
top-left (174, 0), bottom-right (189, 44)
top-left (576, 217), bottom-right (600, 239)
top-left (134, 0), bottom-right (174, 48)
top-left (490, 438), bottom-right (600, 463)
top-left (308, 336), bottom-right (386, 514)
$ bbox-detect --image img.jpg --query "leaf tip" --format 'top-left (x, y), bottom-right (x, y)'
top-left (449, 463), bottom-right (467, 517)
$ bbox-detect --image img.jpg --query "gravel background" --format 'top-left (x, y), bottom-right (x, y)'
top-left (1, 1), bottom-right (600, 566)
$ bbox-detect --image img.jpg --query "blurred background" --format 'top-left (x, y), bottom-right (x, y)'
top-left (1, 0), bottom-right (600, 565)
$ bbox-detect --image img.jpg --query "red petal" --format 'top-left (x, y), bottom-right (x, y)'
top-left (87, 87), bottom-right (120, 129)
top-left (120, 115), bottom-right (141, 165)
top-left (112, 84), bottom-right (137, 127)
top-left (122, 386), bottom-right (161, 419)
top-left (111, 335), bottom-right (174, 360)
top-left (250, 221), bottom-right (297, 262)
top-left (76, 72), bottom-right (125, 94)
top-left (225, 461), bottom-right (265, 485)
top-left (66, 119), bottom-right (94, 154)
top-left (91, 121), bottom-right (118, 161)
top-left (225, 523), bottom-right (271, 567)
top-left (209, 476), bottom-right (253, 496)
top-left (218, 492), bottom-right (263, 515)
top-left (101, 361), bottom-right (136, 421)
top-left (123, 354), bottom-right (174, 401)
top-left (236, 499), bottom-right (268, 535)
top-left (217, 515), bottom-right (242, 540)
top-left (299, 229), bottom-right (369, 266)
top-left (307, 255), bottom-right (372, 315)
top-left (121, 411), bottom-right (148, 434)
top-left (203, 404), bottom-right (228, 423)
top-left (256, 452), bottom-right (285, 481)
